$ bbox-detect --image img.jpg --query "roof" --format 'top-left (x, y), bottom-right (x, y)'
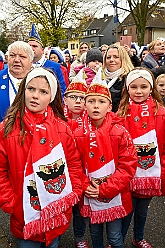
top-left (85, 15), bottom-right (114, 34)
top-left (118, 7), bottom-right (165, 29)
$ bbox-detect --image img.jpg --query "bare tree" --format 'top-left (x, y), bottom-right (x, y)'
top-left (107, 0), bottom-right (165, 46)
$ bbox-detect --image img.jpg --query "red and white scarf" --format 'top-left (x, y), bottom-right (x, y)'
top-left (23, 106), bottom-right (79, 240)
top-left (124, 96), bottom-right (161, 196)
top-left (80, 113), bottom-right (126, 224)
top-left (64, 105), bottom-right (85, 130)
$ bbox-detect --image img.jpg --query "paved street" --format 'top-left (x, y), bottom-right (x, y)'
top-left (0, 196), bottom-right (165, 248)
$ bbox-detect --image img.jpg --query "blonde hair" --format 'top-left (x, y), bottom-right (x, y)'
top-left (103, 44), bottom-right (134, 80)
top-left (117, 67), bottom-right (164, 118)
top-left (77, 42), bottom-right (90, 58)
top-left (155, 74), bottom-right (165, 84)
top-left (148, 38), bottom-right (163, 54)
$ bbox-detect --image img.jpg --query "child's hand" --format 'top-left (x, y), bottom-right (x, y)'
top-left (84, 181), bottom-right (99, 198)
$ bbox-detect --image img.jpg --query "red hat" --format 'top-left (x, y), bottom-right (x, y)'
top-left (65, 68), bottom-right (88, 94)
top-left (65, 82), bottom-right (88, 95)
top-left (86, 83), bottom-right (111, 102)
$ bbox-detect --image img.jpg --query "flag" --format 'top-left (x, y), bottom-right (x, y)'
top-left (113, 0), bottom-right (119, 23)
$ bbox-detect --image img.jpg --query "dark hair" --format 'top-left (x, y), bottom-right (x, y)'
top-left (117, 67), bottom-right (164, 117)
top-left (4, 68), bottom-right (67, 144)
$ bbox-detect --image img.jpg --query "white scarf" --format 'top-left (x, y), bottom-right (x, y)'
top-left (104, 68), bottom-right (122, 89)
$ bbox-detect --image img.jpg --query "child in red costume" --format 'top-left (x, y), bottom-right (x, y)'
top-left (74, 69), bottom-right (138, 248)
top-left (0, 67), bottom-right (83, 248)
top-left (64, 72), bottom-right (88, 132)
top-left (64, 71), bottom-right (88, 247)
top-left (117, 67), bottom-right (165, 248)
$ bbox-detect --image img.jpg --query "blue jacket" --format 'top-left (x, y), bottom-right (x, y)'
top-left (0, 68), bottom-right (11, 122)
top-left (43, 60), bottom-right (66, 99)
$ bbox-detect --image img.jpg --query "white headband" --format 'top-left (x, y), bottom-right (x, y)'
top-left (25, 68), bottom-right (57, 102)
top-left (126, 69), bottom-right (153, 89)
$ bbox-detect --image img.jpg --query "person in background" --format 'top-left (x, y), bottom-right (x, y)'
top-left (63, 49), bottom-right (73, 75)
top-left (141, 38), bottom-right (165, 79)
top-left (49, 47), bottom-right (69, 87)
top-left (0, 41), bottom-right (34, 122)
top-left (142, 38), bottom-right (165, 69)
top-left (4, 51), bottom-right (9, 69)
top-left (100, 44), bottom-right (109, 56)
top-left (103, 43), bottom-right (134, 112)
top-left (130, 43), bottom-right (139, 56)
top-left (155, 74), bottom-right (165, 105)
top-left (74, 70), bottom-right (137, 248)
top-left (28, 24), bottom-right (66, 99)
top-left (124, 44), bottom-right (141, 67)
top-left (44, 47), bottom-right (51, 59)
top-left (139, 46), bottom-right (149, 64)
top-left (69, 42), bottom-right (90, 82)
top-left (0, 55), bottom-right (4, 70)
top-left (73, 48), bottom-right (103, 87)
top-left (117, 67), bottom-right (165, 248)
top-left (0, 67), bottom-right (83, 248)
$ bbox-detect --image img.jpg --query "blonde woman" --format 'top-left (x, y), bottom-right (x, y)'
top-left (103, 44), bottom-right (134, 112)
top-left (69, 42), bottom-right (89, 82)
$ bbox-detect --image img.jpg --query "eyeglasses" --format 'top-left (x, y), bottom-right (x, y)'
top-left (66, 95), bottom-right (85, 102)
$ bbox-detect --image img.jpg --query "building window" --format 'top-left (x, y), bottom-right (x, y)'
top-left (90, 29), bottom-right (97, 35)
top-left (76, 44), bottom-right (79, 49)
top-left (71, 44), bottom-right (75, 50)
top-left (123, 29), bottom-right (128, 35)
top-left (83, 31), bottom-right (88, 36)
top-left (130, 28), bottom-right (132, 34)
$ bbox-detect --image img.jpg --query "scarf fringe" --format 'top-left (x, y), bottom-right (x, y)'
top-left (130, 177), bottom-right (162, 196)
top-left (80, 205), bottom-right (127, 224)
top-left (24, 191), bottom-right (79, 239)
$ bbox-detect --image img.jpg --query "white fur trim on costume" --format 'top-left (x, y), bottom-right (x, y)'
top-left (126, 69), bottom-right (153, 89)
top-left (25, 67), bottom-right (57, 102)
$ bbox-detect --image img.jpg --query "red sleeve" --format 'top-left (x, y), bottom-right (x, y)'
top-left (0, 127), bottom-right (15, 214)
top-left (99, 126), bottom-right (138, 199)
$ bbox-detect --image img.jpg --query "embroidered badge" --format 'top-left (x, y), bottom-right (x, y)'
top-left (142, 122), bottom-right (147, 128)
top-left (134, 116), bottom-right (140, 122)
top-left (27, 180), bottom-right (41, 211)
top-left (92, 175), bottom-right (112, 203)
top-left (89, 152), bottom-right (94, 158)
top-left (40, 137), bottom-right (46, 144)
top-left (16, 81), bottom-right (21, 90)
top-left (36, 158), bottom-right (66, 194)
top-left (99, 155), bottom-right (105, 162)
top-left (135, 142), bottom-right (157, 170)
top-left (49, 140), bottom-right (53, 148)
top-left (1, 85), bottom-right (6, 90)
top-left (3, 74), bottom-right (7, 79)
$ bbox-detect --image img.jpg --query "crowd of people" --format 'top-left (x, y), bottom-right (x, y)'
top-left (0, 24), bottom-right (165, 248)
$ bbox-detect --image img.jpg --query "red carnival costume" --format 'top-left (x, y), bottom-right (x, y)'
top-left (74, 82), bottom-right (138, 224)
top-left (122, 96), bottom-right (165, 197)
top-left (0, 106), bottom-right (83, 246)
top-left (64, 80), bottom-right (88, 131)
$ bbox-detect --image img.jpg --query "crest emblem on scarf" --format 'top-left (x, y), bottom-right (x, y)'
top-left (36, 158), bottom-right (66, 194)
top-left (92, 174), bottom-right (112, 203)
top-left (27, 180), bottom-right (41, 211)
top-left (135, 142), bottom-right (157, 170)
